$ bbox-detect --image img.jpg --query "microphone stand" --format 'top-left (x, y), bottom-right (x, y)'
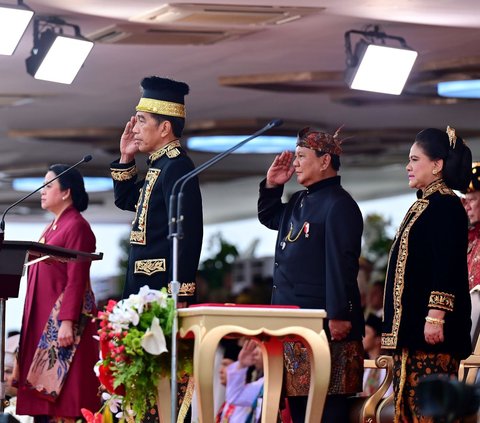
top-left (167, 119), bottom-right (282, 422)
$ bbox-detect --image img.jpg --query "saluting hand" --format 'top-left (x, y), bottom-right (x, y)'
top-left (238, 339), bottom-right (259, 369)
top-left (120, 116), bottom-right (139, 163)
top-left (266, 151), bottom-right (295, 188)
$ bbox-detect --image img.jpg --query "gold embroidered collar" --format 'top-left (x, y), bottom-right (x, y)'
top-left (421, 179), bottom-right (453, 199)
top-left (148, 140), bottom-right (181, 164)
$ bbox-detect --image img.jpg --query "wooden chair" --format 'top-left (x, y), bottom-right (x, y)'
top-left (458, 287), bottom-right (480, 385)
top-left (349, 294), bottom-right (480, 423)
top-left (348, 355), bottom-right (394, 423)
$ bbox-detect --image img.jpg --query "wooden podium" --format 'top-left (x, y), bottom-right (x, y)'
top-left (0, 240), bottom-right (103, 410)
top-left (157, 305), bottom-right (331, 423)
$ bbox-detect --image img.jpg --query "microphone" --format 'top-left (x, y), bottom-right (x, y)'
top-left (166, 119), bottom-right (282, 420)
top-left (0, 155), bottom-right (93, 245)
top-left (168, 119), bottom-right (283, 238)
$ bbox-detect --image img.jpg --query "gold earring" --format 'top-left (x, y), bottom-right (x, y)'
top-left (432, 169), bottom-right (438, 175)
top-left (62, 197), bottom-right (66, 200)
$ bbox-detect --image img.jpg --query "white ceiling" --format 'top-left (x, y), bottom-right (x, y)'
top-left (1, 0), bottom-right (480, 226)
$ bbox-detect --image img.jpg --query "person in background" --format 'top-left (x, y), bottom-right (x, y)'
top-left (215, 339), bottom-right (243, 416)
top-left (357, 257), bottom-right (373, 315)
top-left (381, 127), bottom-right (472, 421)
top-left (364, 280), bottom-right (385, 318)
top-left (463, 162), bottom-right (480, 346)
top-left (110, 76), bottom-right (203, 304)
top-left (361, 314), bottom-right (393, 398)
top-left (464, 162), bottom-right (480, 290)
top-left (4, 334), bottom-right (33, 423)
top-left (16, 164), bottom-right (100, 422)
top-left (216, 339), bottom-right (264, 423)
top-left (258, 126), bottom-right (365, 422)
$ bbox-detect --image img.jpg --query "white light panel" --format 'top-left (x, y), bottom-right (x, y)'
top-left (350, 44), bottom-right (417, 95)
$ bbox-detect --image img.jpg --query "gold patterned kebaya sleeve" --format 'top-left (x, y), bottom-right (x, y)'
top-left (428, 290), bottom-right (454, 312)
top-left (110, 164), bottom-right (137, 181)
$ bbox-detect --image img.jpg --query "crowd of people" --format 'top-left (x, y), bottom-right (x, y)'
top-left (5, 73), bottom-right (480, 423)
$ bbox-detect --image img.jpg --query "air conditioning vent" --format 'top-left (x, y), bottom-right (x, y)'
top-left (130, 3), bottom-right (324, 26)
top-left (87, 23), bottom-right (257, 45)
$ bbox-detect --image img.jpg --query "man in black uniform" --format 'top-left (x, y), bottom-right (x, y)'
top-left (258, 127), bottom-right (364, 422)
top-left (110, 76), bottom-right (203, 303)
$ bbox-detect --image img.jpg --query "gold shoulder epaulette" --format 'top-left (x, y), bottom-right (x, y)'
top-left (166, 148), bottom-right (180, 158)
top-left (149, 140), bottom-right (182, 163)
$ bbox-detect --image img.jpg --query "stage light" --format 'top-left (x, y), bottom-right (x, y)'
top-left (344, 25), bottom-right (418, 95)
top-left (26, 17), bottom-right (94, 84)
top-left (0, 0), bottom-right (34, 55)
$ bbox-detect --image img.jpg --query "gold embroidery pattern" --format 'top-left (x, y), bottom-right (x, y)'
top-left (167, 148), bottom-right (180, 158)
top-left (136, 98), bottom-right (186, 118)
top-left (422, 179), bottom-right (454, 198)
top-left (148, 140), bottom-right (181, 163)
top-left (168, 282), bottom-right (196, 297)
top-left (110, 165), bottom-right (137, 181)
top-left (428, 291), bottom-right (455, 311)
top-left (177, 376), bottom-right (194, 422)
top-left (130, 168), bottom-right (160, 245)
top-left (382, 199), bottom-right (429, 349)
top-left (134, 258), bottom-right (166, 276)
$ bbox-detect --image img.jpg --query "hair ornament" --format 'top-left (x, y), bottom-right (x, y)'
top-left (333, 124), bottom-right (344, 141)
top-left (446, 125), bottom-right (457, 149)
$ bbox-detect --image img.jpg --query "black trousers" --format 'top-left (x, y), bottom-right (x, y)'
top-left (288, 394), bottom-right (349, 423)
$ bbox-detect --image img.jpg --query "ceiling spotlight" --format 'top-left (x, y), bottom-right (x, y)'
top-left (0, 0), bottom-right (34, 55)
top-left (26, 16), bottom-right (94, 84)
top-left (344, 25), bottom-right (418, 95)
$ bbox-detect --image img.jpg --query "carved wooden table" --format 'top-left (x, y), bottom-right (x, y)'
top-left (166, 305), bottom-right (331, 423)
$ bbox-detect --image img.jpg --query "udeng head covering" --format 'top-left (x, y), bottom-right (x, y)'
top-left (296, 126), bottom-right (343, 156)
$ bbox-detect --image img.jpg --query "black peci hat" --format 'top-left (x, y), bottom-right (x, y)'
top-left (136, 76), bottom-right (189, 118)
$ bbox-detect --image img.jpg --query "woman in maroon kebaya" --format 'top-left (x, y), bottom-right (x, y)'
top-left (16, 164), bottom-right (100, 422)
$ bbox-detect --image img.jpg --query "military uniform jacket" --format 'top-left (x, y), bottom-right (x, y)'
top-left (111, 140), bottom-right (203, 302)
top-left (381, 180), bottom-right (472, 358)
top-left (258, 176), bottom-right (365, 340)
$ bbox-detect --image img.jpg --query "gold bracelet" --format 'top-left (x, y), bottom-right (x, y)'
top-left (425, 316), bottom-right (445, 325)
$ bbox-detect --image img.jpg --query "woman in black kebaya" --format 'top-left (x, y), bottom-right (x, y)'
top-left (382, 127), bottom-right (472, 422)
